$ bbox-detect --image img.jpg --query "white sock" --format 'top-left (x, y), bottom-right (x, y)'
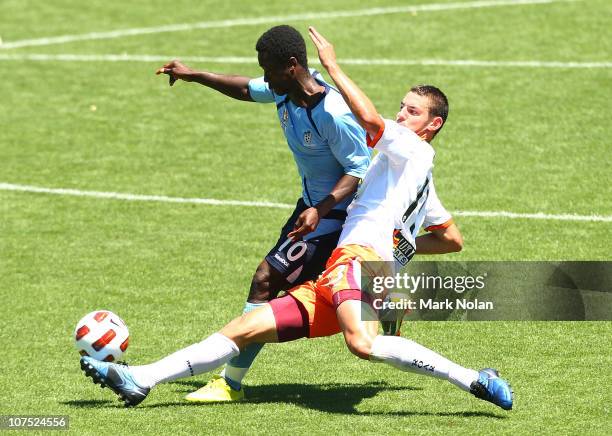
top-left (129, 333), bottom-right (240, 388)
top-left (369, 335), bottom-right (478, 392)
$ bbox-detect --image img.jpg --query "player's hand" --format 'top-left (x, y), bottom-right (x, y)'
top-left (308, 26), bottom-right (337, 70)
top-left (288, 207), bottom-right (320, 241)
top-left (155, 60), bottom-right (193, 86)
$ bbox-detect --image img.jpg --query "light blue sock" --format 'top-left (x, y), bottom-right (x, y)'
top-left (223, 302), bottom-right (265, 390)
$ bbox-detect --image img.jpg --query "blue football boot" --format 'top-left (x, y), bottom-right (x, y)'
top-left (80, 356), bottom-right (150, 407)
top-left (470, 368), bottom-right (513, 410)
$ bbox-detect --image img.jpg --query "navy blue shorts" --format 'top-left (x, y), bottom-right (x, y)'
top-left (265, 198), bottom-right (347, 285)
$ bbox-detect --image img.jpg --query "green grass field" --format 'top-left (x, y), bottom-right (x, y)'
top-left (1, 0), bottom-right (610, 434)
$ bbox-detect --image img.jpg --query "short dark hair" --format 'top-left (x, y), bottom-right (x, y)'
top-left (410, 85), bottom-right (449, 136)
top-left (256, 25), bottom-right (308, 68)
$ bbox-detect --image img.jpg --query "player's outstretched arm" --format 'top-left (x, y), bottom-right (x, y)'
top-left (308, 27), bottom-right (384, 139)
top-left (156, 60), bottom-right (254, 101)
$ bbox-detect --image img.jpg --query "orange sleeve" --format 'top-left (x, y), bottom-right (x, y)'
top-left (366, 125), bottom-right (385, 148)
top-left (425, 218), bottom-right (454, 232)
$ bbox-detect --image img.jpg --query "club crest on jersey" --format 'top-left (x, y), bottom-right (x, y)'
top-left (303, 130), bottom-right (312, 144)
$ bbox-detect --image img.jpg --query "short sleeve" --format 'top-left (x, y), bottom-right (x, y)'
top-left (423, 179), bottom-right (453, 231)
top-left (324, 112), bottom-right (370, 178)
top-left (247, 77), bottom-right (276, 103)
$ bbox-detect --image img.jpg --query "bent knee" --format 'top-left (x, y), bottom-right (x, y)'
top-left (219, 316), bottom-right (257, 349)
top-left (249, 270), bottom-right (273, 302)
top-left (345, 335), bottom-right (374, 360)
top-left (249, 265), bottom-right (286, 302)
top-left (251, 267), bottom-right (272, 291)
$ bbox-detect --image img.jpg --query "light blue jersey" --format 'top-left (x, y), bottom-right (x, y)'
top-left (248, 71), bottom-right (370, 214)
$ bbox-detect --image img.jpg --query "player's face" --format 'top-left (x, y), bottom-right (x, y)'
top-left (396, 92), bottom-right (440, 140)
top-left (258, 51), bottom-right (294, 95)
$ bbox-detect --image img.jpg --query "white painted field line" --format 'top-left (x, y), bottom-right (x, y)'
top-left (452, 210), bottom-right (612, 222)
top-left (0, 53), bottom-right (609, 69)
top-left (1, 183), bottom-right (610, 223)
top-left (0, 0), bottom-right (572, 50)
top-left (343, 58), bottom-right (612, 69)
top-left (0, 183), bottom-right (294, 210)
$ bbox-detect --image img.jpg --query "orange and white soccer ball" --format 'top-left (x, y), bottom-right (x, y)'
top-left (74, 310), bottom-right (129, 362)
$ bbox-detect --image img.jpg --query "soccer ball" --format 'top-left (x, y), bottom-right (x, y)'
top-left (74, 310), bottom-right (129, 362)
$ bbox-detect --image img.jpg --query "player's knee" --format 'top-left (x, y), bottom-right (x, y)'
top-left (248, 267), bottom-right (274, 302)
top-left (248, 263), bottom-right (288, 302)
top-left (345, 334), bottom-right (374, 360)
top-left (219, 316), bottom-right (252, 349)
top-left (219, 313), bottom-right (262, 350)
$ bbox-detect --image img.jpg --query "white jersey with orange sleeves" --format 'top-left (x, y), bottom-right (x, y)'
top-left (338, 119), bottom-right (452, 265)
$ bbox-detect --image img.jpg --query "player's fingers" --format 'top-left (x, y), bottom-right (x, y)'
top-left (308, 26), bottom-right (321, 41)
top-left (156, 62), bottom-right (174, 73)
top-left (156, 67), bottom-right (173, 75)
top-left (293, 220), bottom-right (315, 236)
top-left (288, 224), bottom-right (307, 240)
top-left (309, 27), bottom-right (329, 46)
top-left (308, 27), bottom-right (323, 47)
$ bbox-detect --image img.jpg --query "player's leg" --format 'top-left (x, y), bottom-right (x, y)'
top-left (216, 259), bottom-right (289, 394)
top-left (196, 200), bottom-right (343, 400)
top-left (320, 245), bottom-right (513, 410)
top-left (336, 298), bottom-right (477, 384)
top-left (335, 298), bottom-right (513, 410)
top-left (128, 305), bottom-right (279, 386)
top-left (80, 304), bottom-right (279, 407)
top-left (195, 280), bottom-right (339, 405)
top-left (206, 200), bottom-right (308, 396)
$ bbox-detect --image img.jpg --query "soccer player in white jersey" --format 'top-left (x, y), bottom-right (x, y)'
top-left (156, 25), bottom-right (371, 401)
top-left (81, 27), bottom-right (513, 411)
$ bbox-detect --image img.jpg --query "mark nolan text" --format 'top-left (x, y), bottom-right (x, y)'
top-left (373, 298), bottom-right (493, 310)
top-left (421, 299), bottom-right (493, 310)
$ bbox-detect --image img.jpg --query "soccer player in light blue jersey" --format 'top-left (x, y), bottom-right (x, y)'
top-left (156, 25), bottom-right (370, 401)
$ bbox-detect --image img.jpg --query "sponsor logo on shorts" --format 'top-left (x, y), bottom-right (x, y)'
top-left (274, 253), bottom-right (290, 267)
